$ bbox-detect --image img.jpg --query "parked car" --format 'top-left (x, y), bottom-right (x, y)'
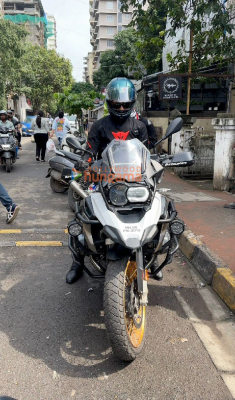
top-left (65, 115), bottom-right (78, 129)
top-left (21, 116), bottom-right (36, 136)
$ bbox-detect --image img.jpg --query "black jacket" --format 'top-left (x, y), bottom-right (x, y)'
top-left (139, 117), bottom-right (158, 149)
top-left (86, 115), bottom-right (148, 159)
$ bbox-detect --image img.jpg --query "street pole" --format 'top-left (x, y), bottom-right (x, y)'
top-left (186, 27), bottom-right (193, 115)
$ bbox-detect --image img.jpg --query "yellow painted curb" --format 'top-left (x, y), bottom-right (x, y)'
top-left (179, 230), bottom-right (203, 260)
top-left (16, 241), bottom-right (63, 247)
top-left (0, 229), bottom-right (22, 234)
top-left (212, 268), bottom-right (235, 312)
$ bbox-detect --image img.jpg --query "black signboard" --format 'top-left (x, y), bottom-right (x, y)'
top-left (159, 76), bottom-right (182, 100)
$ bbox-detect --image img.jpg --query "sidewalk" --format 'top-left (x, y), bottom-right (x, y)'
top-left (162, 171), bottom-right (235, 312)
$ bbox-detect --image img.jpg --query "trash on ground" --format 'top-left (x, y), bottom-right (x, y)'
top-left (88, 288), bottom-right (94, 292)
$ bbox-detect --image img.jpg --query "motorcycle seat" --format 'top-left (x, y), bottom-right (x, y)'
top-left (58, 150), bottom-right (81, 162)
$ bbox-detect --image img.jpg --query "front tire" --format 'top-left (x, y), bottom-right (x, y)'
top-left (50, 176), bottom-right (68, 193)
top-left (104, 257), bottom-right (146, 362)
top-left (5, 158), bottom-right (11, 173)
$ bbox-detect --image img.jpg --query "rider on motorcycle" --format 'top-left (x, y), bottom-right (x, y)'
top-left (7, 110), bottom-right (21, 148)
top-left (0, 110), bottom-right (15, 131)
top-left (66, 77), bottom-right (162, 284)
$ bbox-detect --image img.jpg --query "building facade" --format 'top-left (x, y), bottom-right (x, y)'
top-left (46, 14), bottom-right (57, 50)
top-left (83, 52), bottom-right (94, 83)
top-left (3, 0), bottom-right (46, 47)
top-left (84, 0), bottom-right (133, 82)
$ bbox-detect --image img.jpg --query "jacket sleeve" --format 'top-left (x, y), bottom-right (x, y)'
top-left (85, 120), bottom-right (102, 157)
top-left (137, 121), bottom-right (148, 147)
top-left (141, 118), bottom-right (158, 149)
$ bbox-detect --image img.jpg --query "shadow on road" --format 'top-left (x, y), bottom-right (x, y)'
top-left (0, 252), bottom-right (216, 380)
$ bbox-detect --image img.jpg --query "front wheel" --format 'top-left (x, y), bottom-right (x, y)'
top-left (104, 257), bottom-right (146, 362)
top-left (5, 158), bottom-right (11, 173)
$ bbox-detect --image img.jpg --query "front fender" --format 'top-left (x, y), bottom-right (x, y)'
top-left (1, 151), bottom-right (15, 159)
top-left (107, 243), bottom-right (133, 261)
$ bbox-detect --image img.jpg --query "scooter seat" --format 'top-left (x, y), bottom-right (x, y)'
top-left (75, 137), bottom-right (86, 145)
top-left (58, 150), bottom-right (81, 162)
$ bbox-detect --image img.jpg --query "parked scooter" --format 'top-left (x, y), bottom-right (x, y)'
top-left (0, 127), bottom-right (17, 172)
top-left (46, 136), bottom-right (85, 193)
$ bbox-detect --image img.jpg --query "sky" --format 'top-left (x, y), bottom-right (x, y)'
top-left (41, 0), bottom-right (92, 82)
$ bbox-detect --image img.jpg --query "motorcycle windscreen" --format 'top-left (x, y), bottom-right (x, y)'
top-left (103, 139), bottom-right (150, 182)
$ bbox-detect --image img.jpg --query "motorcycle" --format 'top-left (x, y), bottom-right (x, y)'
top-left (65, 117), bottom-right (195, 361)
top-left (0, 128), bottom-right (18, 172)
top-left (46, 136), bottom-right (85, 193)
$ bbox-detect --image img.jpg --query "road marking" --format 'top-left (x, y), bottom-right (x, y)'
top-left (0, 229), bottom-right (22, 234)
top-left (0, 228), bottom-right (68, 234)
top-left (16, 241), bottom-right (63, 247)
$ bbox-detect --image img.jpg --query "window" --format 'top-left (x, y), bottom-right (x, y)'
top-left (107, 39), bottom-right (114, 47)
top-left (118, 25), bottom-right (122, 32)
top-left (107, 27), bottom-right (114, 35)
top-left (118, 13), bottom-right (122, 23)
top-left (107, 1), bottom-right (113, 9)
top-left (125, 13), bottom-right (131, 19)
top-left (118, 0), bottom-right (122, 9)
top-left (107, 14), bottom-right (113, 22)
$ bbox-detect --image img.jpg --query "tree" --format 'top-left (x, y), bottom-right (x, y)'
top-left (92, 29), bottom-right (144, 90)
top-left (120, 0), bottom-right (235, 72)
top-left (21, 45), bottom-right (73, 112)
top-left (71, 82), bottom-right (97, 94)
top-left (54, 84), bottom-right (103, 118)
top-left (93, 50), bottom-right (126, 90)
top-left (0, 19), bottom-right (28, 109)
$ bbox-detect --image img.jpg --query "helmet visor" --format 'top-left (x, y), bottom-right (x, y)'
top-left (106, 85), bottom-right (136, 102)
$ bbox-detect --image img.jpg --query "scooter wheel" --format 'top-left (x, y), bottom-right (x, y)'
top-left (5, 159), bottom-right (11, 173)
top-left (50, 176), bottom-right (68, 193)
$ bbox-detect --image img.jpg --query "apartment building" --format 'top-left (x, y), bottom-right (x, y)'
top-left (83, 52), bottom-right (95, 83)
top-left (46, 14), bottom-right (57, 50)
top-left (84, 0), bottom-right (133, 82)
top-left (3, 0), bottom-right (46, 46)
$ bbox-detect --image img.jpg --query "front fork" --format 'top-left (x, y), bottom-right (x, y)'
top-left (136, 247), bottom-right (148, 306)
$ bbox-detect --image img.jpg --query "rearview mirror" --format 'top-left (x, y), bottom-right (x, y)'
top-left (165, 117), bottom-right (183, 139)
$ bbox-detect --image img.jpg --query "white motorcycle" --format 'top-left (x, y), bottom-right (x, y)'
top-left (66, 117), bottom-right (194, 361)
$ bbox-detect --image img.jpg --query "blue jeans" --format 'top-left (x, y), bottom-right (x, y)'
top-left (0, 183), bottom-right (13, 211)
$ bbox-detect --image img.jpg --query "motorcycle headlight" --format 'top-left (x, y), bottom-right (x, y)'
top-left (127, 187), bottom-right (149, 203)
top-left (1, 144), bottom-right (11, 150)
top-left (170, 219), bottom-right (185, 235)
top-left (109, 184), bottom-right (128, 206)
top-left (68, 221), bottom-right (82, 237)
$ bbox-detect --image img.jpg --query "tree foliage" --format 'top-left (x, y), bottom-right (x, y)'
top-left (21, 45), bottom-right (73, 111)
top-left (0, 19), bottom-right (28, 108)
top-left (120, 0), bottom-right (235, 72)
top-left (54, 85), bottom-right (103, 117)
top-left (93, 29), bottom-right (144, 90)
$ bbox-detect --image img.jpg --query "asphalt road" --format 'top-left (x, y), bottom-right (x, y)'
top-left (0, 139), bottom-right (234, 400)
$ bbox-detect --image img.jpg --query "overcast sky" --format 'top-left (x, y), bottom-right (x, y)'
top-left (42, 0), bottom-right (91, 82)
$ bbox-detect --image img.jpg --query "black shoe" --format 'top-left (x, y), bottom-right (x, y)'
top-left (153, 270), bottom-right (163, 281)
top-left (66, 262), bottom-right (83, 284)
top-left (150, 259), bottom-right (163, 281)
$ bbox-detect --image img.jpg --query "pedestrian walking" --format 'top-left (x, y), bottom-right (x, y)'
top-left (0, 183), bottom-right (20, 224)
top-left (31, 111), bottom-right (50, 162)
top-left (52, 111), bottom-right (70, 147)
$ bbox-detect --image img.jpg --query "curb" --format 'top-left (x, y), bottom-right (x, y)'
top-left (179, 230), bottom-right (235, 312)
